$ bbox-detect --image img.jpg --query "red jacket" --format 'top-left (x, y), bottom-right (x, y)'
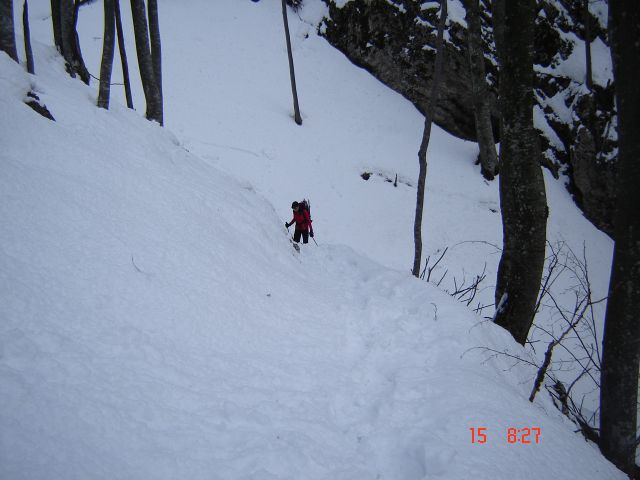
top-left (290, 208), bottom-right (312, 232)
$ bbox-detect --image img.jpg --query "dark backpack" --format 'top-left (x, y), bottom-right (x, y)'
top-left (299, 199), bottom-right (311, 219)
top-left (299, 199), bottom-right (313, 231)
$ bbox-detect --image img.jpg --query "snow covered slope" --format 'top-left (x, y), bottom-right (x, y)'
top-left (0, 0), bottom-right (622, 479)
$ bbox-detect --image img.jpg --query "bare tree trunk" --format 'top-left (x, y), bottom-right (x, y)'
top-left (97, 0), bottom-right (115, 109)
top-left (59, 0), bottom-right (89, 83)
top-left (114, 0), bottom-right (133, 109)
top-left (281, 0), bottom-right (302, 125)
top-left (23, 0), bottom-right (34, 73)
top-left (60, 0), bottom-right (74, 70)
top-left (493, 0), bottom-right (547, 345)
top-left (463, 0), bottom-right (498, 180)
top-left (0, 0), bottom-right (19, 62)
top-left (599, 0), bottom-right (640, 475)
top-left (71, 1), bottom-right (89, 83)
top-left (491, 0), bottom-right (505, 152)
top-left (147, 0), bottom-right (162, 124)
top-left (584, 0), bottom-right (593, 92)
top-left (50, 0), bottom-right (62, 51)
top-left (412, 0), bottom-right (447, 277)
top-left (130, 0), bottom-right (161, 123)
top-left (491, 0), bottom-right (505, 67)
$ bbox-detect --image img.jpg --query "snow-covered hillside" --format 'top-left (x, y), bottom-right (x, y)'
top-left (0, 0), bottom-right (622, 478)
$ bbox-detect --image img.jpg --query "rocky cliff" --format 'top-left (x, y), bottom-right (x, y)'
top-left (319, 0), bottom-right (617, 236)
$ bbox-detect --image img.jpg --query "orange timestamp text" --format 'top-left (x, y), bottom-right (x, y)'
top-left (470, 427), bottom-right (541, 444)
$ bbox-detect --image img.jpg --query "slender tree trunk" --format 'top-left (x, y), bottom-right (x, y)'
top-left (463, 0), bottom-right (498, 180)
top-left (492, 0), bottom-right (505, 67)
top-left (412, 0), bottom-right (447, 277)
top-left (97, 0), bottom-right (115, 109)
top-left (493, 0), bottom-right (547, 345)
top-left (23, 0), bottom-right (34, 73)
top-left (147, 0), bottom-right (162, 124)
top-left (599, 0), bottom-right (640, 475)
top-left (59, 0), bottom-right (89, 83)
top-left (72, 1), bottom-right (89, 83)
top-left (130, 0), bottom-right (161, 123)
top-left (584, 0), bottom-right (593, 92)
top-left (281, 0), bottom-right (302, 125)
top-left (114, 0), bottom-right (133, 109)
top-left (60, 0), bottom-right (75, 71)
top-left (491, 0), bottom-right (505, 155)
top-left (0, 0), bottom-right (19, 62)
top-left (50, 0), bottom-right (62, 51)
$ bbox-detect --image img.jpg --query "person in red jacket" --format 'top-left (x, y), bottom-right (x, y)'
top-left (285, 201), bottom-right (314, 244)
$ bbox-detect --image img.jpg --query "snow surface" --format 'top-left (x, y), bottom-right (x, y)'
top-left (1, 0), bottom-right (623, 478)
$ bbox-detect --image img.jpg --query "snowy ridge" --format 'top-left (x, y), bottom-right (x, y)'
top-left (0, 0), bottom-right (623, 478)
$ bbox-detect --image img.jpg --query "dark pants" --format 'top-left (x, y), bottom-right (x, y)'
top-left (293, 229), bottom-right (309, 244)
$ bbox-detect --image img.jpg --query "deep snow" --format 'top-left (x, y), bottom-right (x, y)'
top-left (0, 0), bottom-right (623, 478)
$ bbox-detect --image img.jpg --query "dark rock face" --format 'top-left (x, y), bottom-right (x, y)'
top-left (321, 0), bottom-right (498, 141)
top-left (570, 127), bottom-right (616, 235)
top-left (549, 82), bottom-right (617, 236)
top-left (319, 0), bottom-right (617, 237)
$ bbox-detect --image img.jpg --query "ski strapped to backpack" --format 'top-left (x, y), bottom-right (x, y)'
top-left (299, 199), bottom-right (311, 220)
top-left (300, 199), bottom-right (318, 245)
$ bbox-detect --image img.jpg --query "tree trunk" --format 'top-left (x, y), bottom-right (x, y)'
top-left (97, 0), bottom-right (115, 109)
top-left (71, 1), bottom-right (89, 83)
top-left (59, 0), bottom-right (89, 83)
top-left (493, 0), bottom-right (547, 346)
top-left (60, 0), bottom-right (75, 72)
top-left (599, 0), bottom-right (640, 475)
top-left (491, 0), bottom-right (505, 158)
top-left (412, 0), bottom-right (447, 277)
top-left (281, 0), bottom-right (302, 125)
top-left (491, 0), bottom-right (505, 68)
top-left (50, 0), bottom-right (62, 51)
top-left (147, 0), bottom-right (162, 124)
top-left (114, 0), bottom-right (133, 109)
top-left (0, 0), bottom-right (19, 62)
top-left (463, 0), bottom-right (498, 180)
top-left (584, 0), bottom-right (593, 92)
top-left (130, 0), bottom-right (161, 123)
top-left (23, 0), bottom-right (34, 73)
top-left (71, 0), bottom-right (91, 85)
